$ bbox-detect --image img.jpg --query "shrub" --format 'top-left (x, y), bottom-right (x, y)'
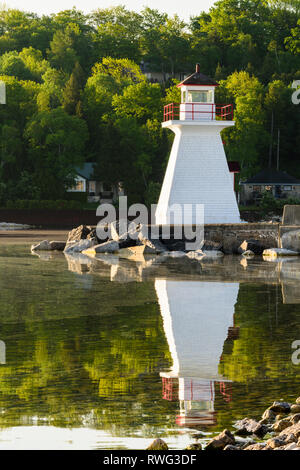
top-left (260, 192), bottom-right (300, 216)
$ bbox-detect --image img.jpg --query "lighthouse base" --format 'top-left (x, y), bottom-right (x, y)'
top-left (156, 121), bottom-right (241, 225)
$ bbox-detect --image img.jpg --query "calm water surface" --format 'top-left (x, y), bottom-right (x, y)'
top-left (0, 243), bottom-right (300, 449)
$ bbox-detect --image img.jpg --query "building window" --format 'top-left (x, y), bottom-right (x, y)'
top-left (265, 185), bottom-right (272, 191)
top-left (69, 179), bottom-right (85, 192)
top-left (89, 181), bottom-right (96, 193)
top-left (253, 186), bottom-right (261, 191)
top-left (283, 185), bottom-right (292, 191)
top-left (188, 90), bottom-right (213, 103)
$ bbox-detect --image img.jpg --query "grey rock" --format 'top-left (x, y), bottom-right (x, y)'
top-left (282, 442), bottom-right (300, 450)
top-left (31, 240), bottom-right (51, 251)
top-left (186, 250), bottom-right (205, 260)
top-left (67, 225), bottom-right (93, 243)
top-left (201, 240), bottom-right (223, 251)
top-left (270, 401), bottom-right (291, 414)
top-left (49, 241), bottom-right (66, 251)
top-left (281, 229), bottom-right (300, 252)
top-left (85, 240), bottom-right (120, 254)
top-left (235, 418), bottom-right (268, 437)
top-left (64, 238), bottom-right (97, 254)
top-left (291, 404), bottom-right (300, 414)
top-left (147, 439), bottom-right (168, 450)
top-left (185, 443), bottom-right (202, 450)
top-left (31, 240), bottom-right (66, 252)
top-left (205, 429), bottom-right (235, 451)
top-left (162, 239), bottom-right (186, 251)
top-left (279, 422), bottom-right (300, 440)
top-left (238, 240), bottom-right (264, 255)
top-left (137, 225), bottom-right (167, 253)
top-left (242, 250), bottom-right (255, 257)
top-left (266, 437), bottom-right (286, 449)
top-left (263, 248), bottom-right (299, 258)
top-left (291, 413), bottom-right (300, 424)
top-left (277, 432), bottom-right (297, 445)
top-left (186, 250), bottom-right (224, 261)
top-left (273, 417), bottom-right (292, 432)
top-left (110, 220), bottom-right (138, 242)
top-left (262, 408), bottom-right (277, 423)
top-left (244, 443), bottom-right (266, 450)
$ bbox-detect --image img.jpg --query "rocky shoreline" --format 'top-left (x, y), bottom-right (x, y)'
top-left (147, 398), bottom-right (300, 451)
top-left (30, 222), bottom-right (300, 260)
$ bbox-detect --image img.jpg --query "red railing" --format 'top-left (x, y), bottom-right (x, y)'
top-left (163, 103), bottom-right (233, 122)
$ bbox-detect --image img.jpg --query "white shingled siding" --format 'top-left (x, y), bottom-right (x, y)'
top-left (155, 280), bottom-right (239, 379)
top-left (156, 121), bottom-right (241, 224)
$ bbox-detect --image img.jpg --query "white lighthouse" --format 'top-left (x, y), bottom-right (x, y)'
top-left (155, 65), bottom-right (241, 225)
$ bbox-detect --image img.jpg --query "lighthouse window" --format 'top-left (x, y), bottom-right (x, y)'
top-left (188, 90), bottom-right (213, 103)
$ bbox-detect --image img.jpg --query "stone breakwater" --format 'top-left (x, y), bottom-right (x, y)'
top-left (31, 222), bottom-right (282, 257)
top-left (146, 398), bottom-right (300, 451)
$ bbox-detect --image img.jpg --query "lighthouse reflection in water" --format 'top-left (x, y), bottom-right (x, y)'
top-left (155, 280), bottom-right (239, 428)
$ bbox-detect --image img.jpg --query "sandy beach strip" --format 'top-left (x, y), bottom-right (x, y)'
top-left (0, 230), bottom-right (69, 245)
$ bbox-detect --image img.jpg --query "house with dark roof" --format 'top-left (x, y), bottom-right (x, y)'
top-left (240, 168), bottom-right (300, 205)
top-left (67, 163), bottom-right (124, 203)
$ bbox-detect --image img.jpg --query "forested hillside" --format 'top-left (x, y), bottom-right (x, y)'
top-left (0, 0), bottom-right (299, 206)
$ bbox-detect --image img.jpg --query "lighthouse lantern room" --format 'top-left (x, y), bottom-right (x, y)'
top-left (156, 64), bottom-right (241, 225)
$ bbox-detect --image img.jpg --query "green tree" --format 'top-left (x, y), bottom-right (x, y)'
top-left (112, 81), bottom-right (163, 123)
top-left (48, 24), bottom-right (80, 74)
top-left (24, 108), bottom-right (88, 198)
top-left (217, 71), bottom-right (267, 175)
top-left (62, 62), bottom-right (85, 116)
top-left (91, 6), bottom-right (142, 63)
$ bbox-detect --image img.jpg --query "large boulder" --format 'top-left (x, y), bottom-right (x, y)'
top-left (263, 248), bottom-right (299, 258)
top-left (279, 422), bottom-right (300, 440)
top-left (137, 225), bottom-right (167, 253)
top-left (163, 240), bottom-right (187, 252)
top-left (31, 240), bottom-right (66, 251)
top-left (64, 238), bottom-right (97, 254)
top-left (205, 429), bottom-right (235, 451)
top-left (273, 417), bottom-right (292, 432)
top-left (83, 240), bottom-right (120, 255)
top-left (31, 240), bottom-right (52, 251)
top-left (281, 230), bottom-right (300, 252)
top-left (234, 418), bottom-right (268, 437)
top-left (147, 439), bottom-right (168, 450)
top-left (66, 225), bottom-right (94, 243)
top-left (201, 240), bottom-right (223, 251)
top-left (185, 443), bottom-right (202, 450)
top-left (261, 407), bottom-right (277, 423)
top-left (291, 405), bottom-right (300, 414)
top-left (48, 241), bottom-right (66, 251)
top-left (270, 401), bottom-right (291, 414)
top-left (110, 220), bottom-right (138, 241)
top-left (244, 443), bottom-right (267, 450)
top-left (238, 240), bottom-right (264, 255)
